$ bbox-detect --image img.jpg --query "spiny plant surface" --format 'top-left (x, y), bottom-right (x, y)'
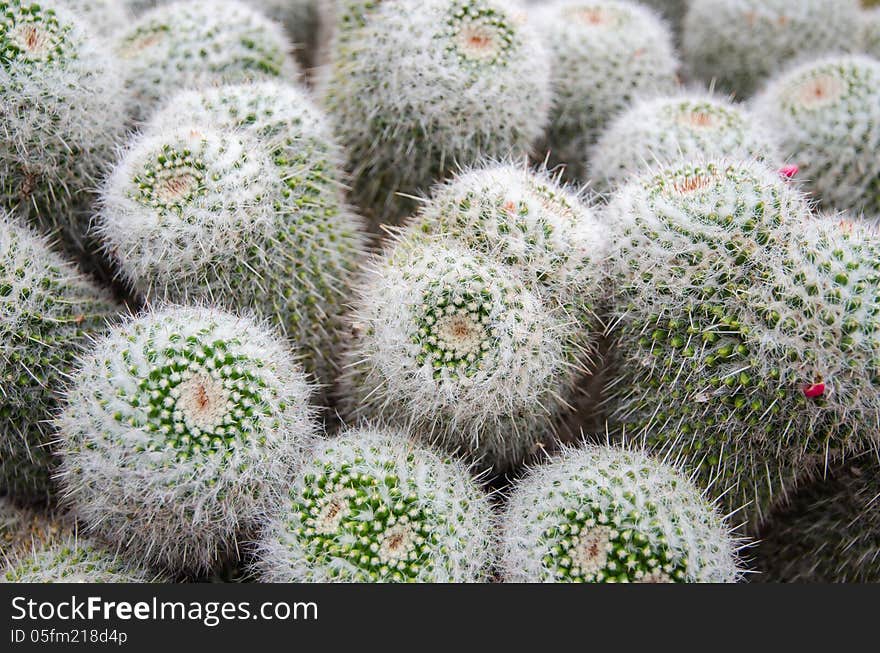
top-left (589, 93), bottom-right (782, 192)
top-left (755, 454), bottom-right (880, 582)
top-left (56, 305), bottom-right (317, 574)
top-left (0, 0), bottom-right (126, 248)
top-left (403, 163), bottom-right (607, 304)
top-left (114, 0), bottom-right (299, 122)
top-left (752, 55), bottom-right (880, 216)
top-left (3, 535), bottom-right (158, 583)
top-left (339, 239), bottom-right (588, 471)
top-left (532, 0), bottom-right (679, 180)
top-left (320, 0), bottom-right (551, 226)
top-left (0, 214), bottom-right (119, 501)
top-left (256, 426), bottom-right (495, 582)
top-left (683, 0), bottom-right (861, 97)
top-left (863, 9), bottom-right (880, 58)
top-left (99, 82), bottom-right (366, 386)
top-left (603, 160), bottom-right (880, 528)
top-left (501, 444), bottom-right (743, 582)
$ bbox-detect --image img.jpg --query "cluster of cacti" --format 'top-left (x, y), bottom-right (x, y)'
top-left (500, 444), bottom-right (742, 582)
top-left (682, 0), bottom-right (861, 97)
top-left (340, 164), bottom-right (605, 471)
top-left (602, 159), bottom-right (880, 526)
top-left (755, 455), bottom-right (880, 582)
top-left (0, 214), bottom-right (119, 501)
top-left (752, 55), bottom-right (880, 216)
top-left (589, 93), bottom-right (782, 192)
top-left (4, 0), bottom-right (880, 586)
top-left (320, 0), bottom-right (552, 225)
top-left (0, 0), bottom-right (126, 248)
top-left (256, 426), bottom-right (495, 582)
top-left (55, 305), bottom-right (317, 574)
top-left (531, 0), bottom-right (679, 180)
top-left (114, 0), bottom-right (299, 122)
top-left (98, 81), bottom-right (365, 385)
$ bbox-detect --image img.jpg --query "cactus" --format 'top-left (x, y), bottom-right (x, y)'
top-left (98, 82), bottom-right (366, 386)
top-left (1, 214), bottom-right (119, 502)
top-left (256, 426), bottom-right (495, 582)
top-left (3, 535), bottom-right (158, 583)
top-left (755, 455), bottom-right (880, 582)
top-left (589, 93), bottom-right (782, 192)
top-left (0, 0), bottom-right (127, 249)
top-left (56, 305), bottom-right (317, 574)
top-left (862, 9), bottom-right (880, 58)
top-left (339, 239), bottom-right (589, 471)
top-left (500, 444), bottom-right (743, 582)
top-left (319, 0), bottom-right (551, 226)
top-left (752, 55), bottom-right (880, 216)
top-left (403, 163), bottom-right (607, 305)
top-left (602, 160), bottom-right (880, 527)
top-left (114, 0), bottom-right (299, 123)
top-left (532, 0), bottom-right (679, 180)
top-left (683, 0), bottom-right (861, 97)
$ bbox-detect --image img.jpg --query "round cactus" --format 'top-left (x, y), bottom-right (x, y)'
top-left (0, 0), bottom-right (127, 248)
top-left (755, 455), bottom-right (880, 582)
top-left (682, 0), bottom-right (861, 97)
top-left (98, 82), bottom-right (365, 386)
top-left (1, 214), bottom-right (119, 501)
top-left (589, 93), bottom-right (782, 192)
top-left (256, 426), bottom-right (495, 582)
top-left (339, 239), bottom-right (587, 470)
top-left (500, 444), bottom-right (742, 582)
top-left (56, 305), bottom-right (317, 574)
top-left (3, 535), bottom-right (158, 583)
top-left (320, 0), bottom-right (551, 226)
top-left (752, 55), bottom-right (880, 216)
top-left (532, 0), bottom-right (679, 180)
top-left (114, 0), bottom-right (299, 123)
top-left (403, 163), bottom-right (607, 305)
top-left (602, 159), bottom-right (880, 527)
